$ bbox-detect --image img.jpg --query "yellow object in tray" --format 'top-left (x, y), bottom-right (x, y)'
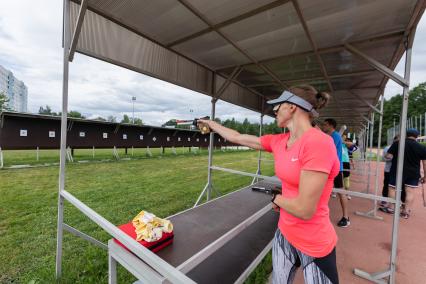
top-left (132, 211), bottom-right (173, 242)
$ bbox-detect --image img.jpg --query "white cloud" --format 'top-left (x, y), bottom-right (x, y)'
top-left (0, 0), bottom-right (424, 126)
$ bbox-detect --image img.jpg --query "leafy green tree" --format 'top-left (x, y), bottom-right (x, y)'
top-left (38, 105), bottom-right (58, 115)
top-left (133, 117), bottom-right (143, 125)
top-left (68, 110), bottom-right (85, 119)
top-left (107, 115), bottom-right (117, 123)
top-left (94, 116), bottom-right (106, 121)
top-left (374, 82), bottom-right (426, 145)
top-left (162, 119), bottom-right (177, 127)
top-left (121, 114), bottom-right (131, 123)
top-left (0, 92), bottom-right (10, 111)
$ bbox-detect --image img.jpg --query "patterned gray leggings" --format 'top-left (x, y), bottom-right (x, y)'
top-left (272, 230), bottom-right (339, 284)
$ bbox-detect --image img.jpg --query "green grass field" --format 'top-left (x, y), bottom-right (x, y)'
top-left (0, 149), bottom-right (275, 283)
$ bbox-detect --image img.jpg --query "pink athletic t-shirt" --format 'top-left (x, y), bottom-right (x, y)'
top-left (261, 127), bottom-right (339, 257)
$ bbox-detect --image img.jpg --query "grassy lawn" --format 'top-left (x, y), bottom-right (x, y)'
top-left (0, 149), bottom-right (275, 283)
top-left (1, 147), bottom-right (220, 167)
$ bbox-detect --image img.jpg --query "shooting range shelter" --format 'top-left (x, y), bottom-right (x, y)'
top-left (56, 0), bottom-right (425, 283)
top-left (0, 111), bottom-right (231, 149)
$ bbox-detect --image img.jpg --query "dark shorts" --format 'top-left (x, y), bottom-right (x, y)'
top-left (343, 162), bottom-right (350, 178)
top-left (334, 172), bottom-right (344, 188)
top-left (389, 175), bottom-right (419, 188)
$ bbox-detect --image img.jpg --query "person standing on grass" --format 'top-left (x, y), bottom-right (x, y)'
top-left (322, 118), bottom-right (350, 228)
top-left (384, 129), bottom-right (426, 219)
top-left (199, 85), bottom-right (339, 284)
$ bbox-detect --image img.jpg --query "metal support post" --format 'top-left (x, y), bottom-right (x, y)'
top-left (252, 114), bottom-right (264, 185)
top-left (92, 146), bottom-right (95, 158)
top-left (146, 146), bottom-right (152, 157)
top-left (56, 0), bottom-right (71, 278)
top-left (354, 37), bottom-right (412, 284)
top-left (194, 99), bottom-right (218, 207)
top-left (345, 43), bottom-right (409, 87)
top-left (424, 112), bottom-right (426, 136)
top-left (68, 0), bottom-right (88, 61)
top-left (109, 251), bottom-right (117, 284)
top-left (367, 112), bottom-right (375, 193)
top-left (389, 40), bottom-right (412, 284)
top-left (36, 147), bottom-right (40, 162)
top-left (355, 95), bottom-right (384, 220)
top-left (0, 147), bottom-right (3, 169)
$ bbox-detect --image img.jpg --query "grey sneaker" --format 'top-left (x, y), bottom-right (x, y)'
top-left (337, 217), bottom-right (350, 228)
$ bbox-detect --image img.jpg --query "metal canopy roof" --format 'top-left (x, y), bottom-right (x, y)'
top-left (68, 0), bottom-right (425, 130)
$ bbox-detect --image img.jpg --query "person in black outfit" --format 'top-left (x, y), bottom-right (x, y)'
top-left (385, 129), bottom-right (426, 218)
top-left (379, 135), bottom-right (405, 212)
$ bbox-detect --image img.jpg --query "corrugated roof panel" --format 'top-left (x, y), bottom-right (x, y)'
top-left (71, 2), bottom-right (211, 95)
top-left (172, 31), bottom-right (251, 69)
top-left (220, 3), bottom-right (312, 61)
top-left (69, 0), bottom-right (424, 130)
top-left (88, 0), bottom-right (209, 44)
top-left (187, 0), bottom-right (279, 25)
top-left (298, 0), bottom-right (417, 49)
top-left (331, 73), bottom-right (384, 91)
top-left (236, 66), bottom-right (270, 86)
top-left (264, 54), bottom-right (322, 82)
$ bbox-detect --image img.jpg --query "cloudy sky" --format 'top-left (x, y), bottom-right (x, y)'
top-left (0, 1), bottom-right (425, 126)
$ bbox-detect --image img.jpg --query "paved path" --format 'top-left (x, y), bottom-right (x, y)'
top-left (268, 160), bottom-right (426, 283)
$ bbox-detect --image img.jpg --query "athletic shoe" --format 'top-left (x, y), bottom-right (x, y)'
top-left (337, 217), bottom-right (350, 228)
top-left (400, 212), bottom-right (410, 219)
top-left (378, 207), bottom-right (394, 214)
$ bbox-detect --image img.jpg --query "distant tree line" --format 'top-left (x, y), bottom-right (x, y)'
top-left (37, 105), bottom-right (143, 125)
top-left (374, 82), bottom-right (426, 145)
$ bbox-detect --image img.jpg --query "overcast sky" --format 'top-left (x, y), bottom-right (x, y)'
top-left (0, 1), bottom-right (425, 126)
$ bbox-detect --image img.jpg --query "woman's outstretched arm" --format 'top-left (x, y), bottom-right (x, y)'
top-left (198, 119), bottom-right (262, 150)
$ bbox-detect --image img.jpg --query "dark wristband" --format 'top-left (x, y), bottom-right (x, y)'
top-left (271, 194), bottom-right (279, 206)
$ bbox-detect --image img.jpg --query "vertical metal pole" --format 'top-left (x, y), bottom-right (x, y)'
top-left (252, 114), bottom-right (263, 185)
top-left (92, 146), bottom-right (95, 158)
top-left (206, 99), bottom-right (216, 201)
top-left (424, 112), bottom-right (426, 136)
top-left (56, 0), bottom-right (70, 278)
top-left (364, 124), bottom-right (369, 160)
top-left (393, 118), bottom-right (396, 138)
top-left (366, 112), bottom-right (374, 193)
top-left (389, 42), bottom-right (412, 284)
top-left (0, 147), bottom-right (3, 169)
top-left (36, 146), bottom-right (40, 161)
top-left (374, 96), bottom-right (384, 212)
top-left (363, 123), bottom-right (369, 176)
top-left (108, 252), bottom-right (117, 284)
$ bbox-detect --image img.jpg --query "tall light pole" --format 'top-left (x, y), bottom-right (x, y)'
top-left (132, 96), bottom-right (136, 124)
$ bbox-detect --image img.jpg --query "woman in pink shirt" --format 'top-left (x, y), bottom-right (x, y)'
top-left (199, 85), bottom-right (340, 284)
